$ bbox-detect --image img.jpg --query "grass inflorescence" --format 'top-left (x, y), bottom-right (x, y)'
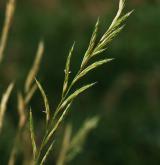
top-left (0, 0), bottom-right (132, 164)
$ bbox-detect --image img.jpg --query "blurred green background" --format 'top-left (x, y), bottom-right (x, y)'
top-left (0, 0), bottom-right (160, 164)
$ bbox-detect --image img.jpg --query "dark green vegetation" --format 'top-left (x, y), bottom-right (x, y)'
top-left (0, 0), bottom-right (160, 165)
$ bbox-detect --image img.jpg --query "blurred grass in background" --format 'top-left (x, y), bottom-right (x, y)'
top-left (0, 0), bottom-right (160, 164)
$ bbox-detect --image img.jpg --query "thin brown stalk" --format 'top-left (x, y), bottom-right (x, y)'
top-left (0, 83), bottom-right (14, 132)
top-left (25, 41), bottom-right (44, 93)
top-left (0, 0), bottom-right (15, 63)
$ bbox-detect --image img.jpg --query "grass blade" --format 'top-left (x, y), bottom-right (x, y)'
top-left (81, 18), bottom-right (100, 68)
top-left (0, 83), bottom-right (14, 131)
top-left (25, 41), bottom-right (44, 93)
top-left (62, 42), bottom-right (75, 96)
top-left (35, 79), bottom-right (50, 124)
top-left (29, 109), bottom-right (37, 160)
top-left (17, 92), bottom-right (26, 128)
top-left (45, 103), bottom-right (72, 147)
top-left (25, 83), bottom-right (38, 104)
top-left (73, 58), bottom-right (113, 84)
top-left (61, 82), bottom-right (96, 110)
top-left (40, 140), bottom-right (55, 165)
top-left (67, 116), bottom-right (99, 161)
top-left (108, 0), bottom-right (125, 31)
top-left (0, 0), bottom-right (15, 63)
top-left (57, 124), bottom-right (72, 165)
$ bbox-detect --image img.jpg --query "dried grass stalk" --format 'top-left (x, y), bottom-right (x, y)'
top-left (0, 83), bottom-right (14, 131)
top-left (25, 41), bottom-right (44, 93)
top-left (0, 0), bottom-right (15, 63)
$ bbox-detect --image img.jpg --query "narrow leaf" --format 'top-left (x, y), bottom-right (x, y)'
top-left (61, 82), bottom-right (96, 110)
top-left (57, 124), bottom-right (72, 165)
top-left (88, 17), bottom-right (100, 50)
top-left (104, 10), bottom-right (133, 40)
top-left (45, 103), bottom-right (72, 146)
top-left (92, 48), bottom-right (106, 57)
top-left (25, 83), bottom-right (37, 104)
top-left (25, 41), bottom-right (44, 93)
top-left (96, 25), bottom-right (125, 52)
top-left (73, 59), bottom-right (113, 84)
top-left (0, 83), bottom-right (14, 131)
top-left (108, 0), bottom-right (125, 31)
top-left (87, 18), bottom-right (100, 53)
top-left (0, 0), bottom-right (15, 63)
top-left (17, 92), bottom-right (26, 128)
top-left (67, 116), bottom-right (100, 161)
top-left (81, 18), bottom-right (100, 68)
top-left (29, 109), bottom-right (37, 160)
top-left (62, 42), bottom-right (75, 96)
top-left (35, 79), bottom-right (50, 124)
top-left (40, 140), bottom-right (55, 165)
top-left (100, 0), bottom-right (125, 43)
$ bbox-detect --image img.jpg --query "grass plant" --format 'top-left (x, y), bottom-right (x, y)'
top-left (0, 0), bottom-right (132, 164)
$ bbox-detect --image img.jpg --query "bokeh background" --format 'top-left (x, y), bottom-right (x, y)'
top-left (0, 0), bottom-right (160, 164)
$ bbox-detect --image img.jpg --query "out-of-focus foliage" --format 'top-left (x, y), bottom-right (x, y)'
top-left (0, 0), bottom-right (160, 165)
